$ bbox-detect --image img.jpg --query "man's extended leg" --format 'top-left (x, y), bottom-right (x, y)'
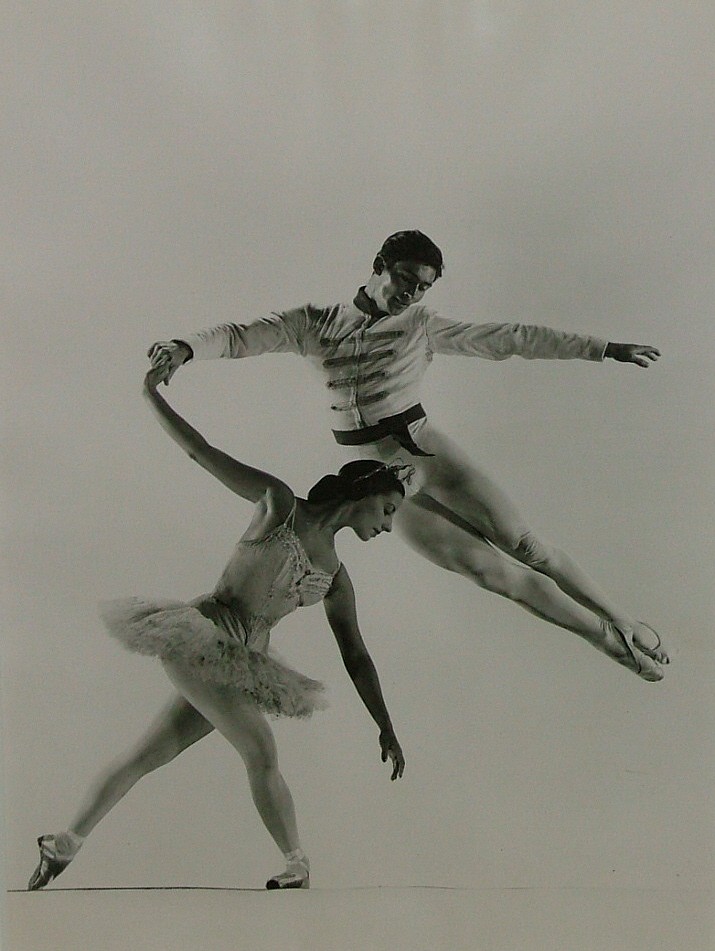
top-left (395, 491), bottom-right (663, 680)
top-left (399, 424), bottom-right (667, 664)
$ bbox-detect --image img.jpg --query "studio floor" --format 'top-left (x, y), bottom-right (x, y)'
top-left (4, 885), bottom-right (713, 951)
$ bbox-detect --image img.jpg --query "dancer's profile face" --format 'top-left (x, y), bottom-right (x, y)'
top-left (350, 489), bottom-right (404, 541)
top-left (372, 259), bottom-right (437, 316)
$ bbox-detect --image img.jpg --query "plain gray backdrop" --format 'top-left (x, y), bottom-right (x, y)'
top-left (3, 2), bottom-right (714, 949)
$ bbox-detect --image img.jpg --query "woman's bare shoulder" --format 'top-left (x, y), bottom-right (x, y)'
top-left (239, 486), bottom-right (296, 543)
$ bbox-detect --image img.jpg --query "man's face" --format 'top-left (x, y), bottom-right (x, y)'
top-left (372, 259), bottom-right (437, 316)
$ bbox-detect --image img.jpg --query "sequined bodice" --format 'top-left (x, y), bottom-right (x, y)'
top-left (196, 505), bottom-right (339, 650)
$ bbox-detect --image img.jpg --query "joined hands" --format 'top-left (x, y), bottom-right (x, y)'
top-left (147, 340), bottom-right (192, 385)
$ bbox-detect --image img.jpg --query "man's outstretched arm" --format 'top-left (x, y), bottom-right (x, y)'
top-left (147, 308), bottom-right (309, 384)
top-left (423, 312), bottom-right (660, 366)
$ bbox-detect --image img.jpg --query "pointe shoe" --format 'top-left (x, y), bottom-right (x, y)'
top-left (27, 832), bottom-right (82, 891)
top-left (266, 852), bottom-right (310, 890)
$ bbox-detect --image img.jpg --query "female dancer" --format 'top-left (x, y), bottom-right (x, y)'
top-left (28, 367), bottom-right (406, 891)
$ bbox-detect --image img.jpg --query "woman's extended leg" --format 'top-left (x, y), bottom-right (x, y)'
top-left (162, 660), bottom-right (310, 887)
top-left (396, 492), bottom-right (664, 680)
top-left (70, 695), bottom-right (214, 837)
top-left (406, 425), bottom-right (668, 663)
top-left (28, 694), bottom-right (214, 889)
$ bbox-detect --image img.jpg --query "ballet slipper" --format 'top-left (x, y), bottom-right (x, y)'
top-left (632, 621), bottom-right (670, 665)
top-left (602, 621), bottom-right (664, 682)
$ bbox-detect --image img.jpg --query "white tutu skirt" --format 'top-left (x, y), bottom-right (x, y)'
top-left (99, 597), bottom-right (327, 719)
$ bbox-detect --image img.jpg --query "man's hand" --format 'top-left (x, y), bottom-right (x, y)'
top-left (147, 340), bottom-right (192, 385)
top-left (379, 728), bottom-right (405, 781)
top-left (604, 343), bottom-right (661, 367)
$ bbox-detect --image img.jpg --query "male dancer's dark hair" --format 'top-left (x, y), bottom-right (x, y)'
top-left (373, 230), bottom-right (444, 278)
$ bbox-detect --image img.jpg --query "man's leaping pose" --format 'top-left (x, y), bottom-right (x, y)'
top-left (149, 230), bottom-right (669, 681)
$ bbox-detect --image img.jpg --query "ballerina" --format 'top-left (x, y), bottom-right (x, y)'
top-left (28, 367), bottom-right (406, 892)
top-left (148, 229), bottom-right (668, 680)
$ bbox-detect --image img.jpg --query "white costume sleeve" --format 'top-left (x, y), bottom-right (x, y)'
top-left (179, 307), bottom-right (310, 361)
top-left (424, 312), bottom-right (608, 362)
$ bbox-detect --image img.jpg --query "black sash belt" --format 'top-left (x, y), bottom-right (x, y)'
top-left (332, 404), bottom-right (434, 457)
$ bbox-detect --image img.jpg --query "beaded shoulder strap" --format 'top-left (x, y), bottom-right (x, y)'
top-left (283, 499), bottom-right (298, 530)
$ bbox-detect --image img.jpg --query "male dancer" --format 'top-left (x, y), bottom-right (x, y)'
top-left (149, 230), bottom-right (668, 680)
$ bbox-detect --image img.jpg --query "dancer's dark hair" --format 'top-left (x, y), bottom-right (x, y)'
top-left (307, 460), bottom-right (409, 504)
top-left (374, 230), bottom-right (444, 279)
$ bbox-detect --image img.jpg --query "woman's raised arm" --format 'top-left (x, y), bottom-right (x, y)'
top-left (142, 368), bottom-right (293, 509)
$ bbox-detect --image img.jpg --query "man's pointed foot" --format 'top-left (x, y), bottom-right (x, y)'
top-left (601, 621), bottom-right (665, 682)
top-left (632, 621), bottom-right (670, 665)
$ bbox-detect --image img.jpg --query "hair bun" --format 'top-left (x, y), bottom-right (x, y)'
top-left (307, 474), bottom-right (347, 503)
top-left (306, 460), bottom-right (406, 504)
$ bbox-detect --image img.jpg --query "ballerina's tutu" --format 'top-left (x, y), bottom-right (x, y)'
top-left (99, 596), bottom-right (327, 719)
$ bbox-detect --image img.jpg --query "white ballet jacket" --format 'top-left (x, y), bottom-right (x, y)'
top-left (179, 299), bottom-right (609, 435)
